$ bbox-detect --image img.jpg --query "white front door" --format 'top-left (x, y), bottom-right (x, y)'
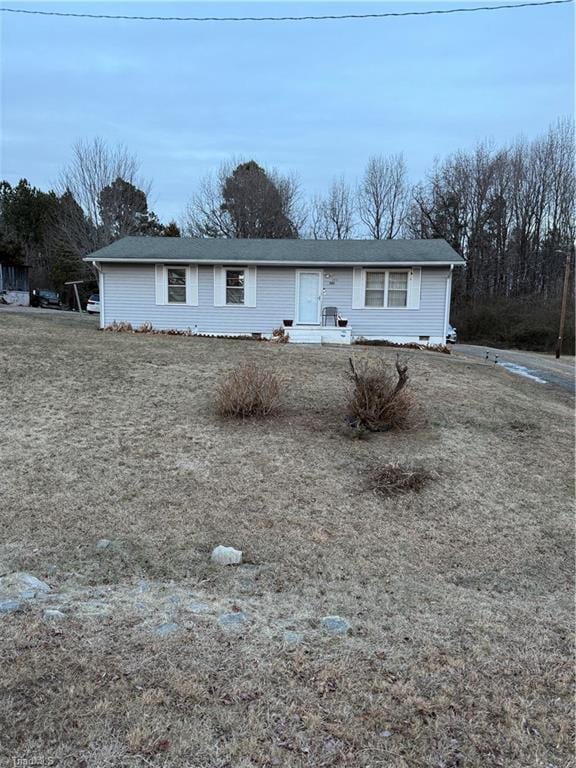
top-left (296, 271), bottom-right (321, 324)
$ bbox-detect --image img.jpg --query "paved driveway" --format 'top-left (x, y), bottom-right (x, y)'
top-left (454, 344), bottom-right (575, 392)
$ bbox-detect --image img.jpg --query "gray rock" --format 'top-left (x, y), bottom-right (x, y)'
top-left (380, 730), bottom-right (392, 738)
top-left (154, 622), bottom-right (180, 637)
top-left (188, 601), bottom-right (211, 614)
top-left (211, 545), bottom-right (242, 566)
top-left (218, 611), bottom-right (247, 628)
top-left (0, 572), bottom-right (51, 598)
top-left (0, 598), bottom-right (22, 614)
top-left (283, 630), bottom-right (304, 645)
top-left (168, 594), bottom-right (181, 605)
top-left (95, 539), bottom-right (112, 551)
top-left (44, 608), bottom-right (65, 621)
top-left (320, 615), bottom-right (351, 635)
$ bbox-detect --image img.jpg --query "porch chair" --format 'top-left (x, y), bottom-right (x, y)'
top-left (322, 306), bottom-right (338, 326)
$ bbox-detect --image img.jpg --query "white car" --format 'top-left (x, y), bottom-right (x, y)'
top-left (446, 323), bottom-right (458, 344)
top-left (86, 294), bottom-right (100, 313)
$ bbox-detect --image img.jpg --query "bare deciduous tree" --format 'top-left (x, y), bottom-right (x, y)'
top-left (406, 119), bottom-right (575, 302)
top-left (310, 177), bottom-right (355, 240)
top-left (183, 165), bottom-right (234, 238)
top-left (357, 154), bottom-right (410, 239)
top-left (57, 138), bottom-right (150, 256)
top-left (273, 171), bottom-right (307, 237)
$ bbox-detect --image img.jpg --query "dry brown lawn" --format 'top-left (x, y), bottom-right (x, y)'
top-left (0, 311), bottom-right (574, 768)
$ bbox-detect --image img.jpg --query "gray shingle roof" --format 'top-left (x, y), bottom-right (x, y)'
top-left (84, 236), bottom-right (464, 265)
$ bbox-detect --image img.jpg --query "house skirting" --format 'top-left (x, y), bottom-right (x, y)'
top-left (355, 334), bottom-right (445, 345)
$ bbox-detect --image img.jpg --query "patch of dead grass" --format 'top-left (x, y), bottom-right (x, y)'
top-left (367, 462), bottom-right (434, 497)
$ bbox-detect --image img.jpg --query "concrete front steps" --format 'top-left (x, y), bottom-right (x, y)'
top-left (286, 326), bottom-right (352, 345)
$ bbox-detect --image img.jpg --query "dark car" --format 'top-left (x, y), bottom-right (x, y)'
top-left (30, 289), bottom-right (62, 308)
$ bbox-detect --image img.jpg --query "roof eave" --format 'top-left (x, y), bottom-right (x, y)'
top-left (85, 258), bottom-right (464, 266)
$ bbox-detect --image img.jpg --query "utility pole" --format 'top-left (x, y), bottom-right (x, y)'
top-left (64, 279), bottom-right (85, 314)
top-left (555, 249), bottom-right (572, 359)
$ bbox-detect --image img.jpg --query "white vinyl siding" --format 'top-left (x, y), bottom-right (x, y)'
top-left (102, 264), bottom-right (446, 340)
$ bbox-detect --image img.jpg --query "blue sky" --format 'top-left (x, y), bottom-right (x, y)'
top-left (1, 0), bottom-right (574, 222)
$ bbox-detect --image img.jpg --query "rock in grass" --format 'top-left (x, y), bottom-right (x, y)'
top-left (283, 630), bottom-right (304, 645)
top-left (211, 545), bottom-right (242, 566)
top-left (154, 622), bottom-right (180, 638)
top-left (188, 601), bottom-right (211, 614)
top-left (0, 599), bottom-right (22, 614)
top-left (320, 616), bottom-right (351, 635)
top-left (0, 572), bottom-right (51, 598)
top-left (218, 612), bottom-right (247, 629)
top-left (44, 608), bottom-right (65, 621)
top-left (95, 539), bottom-right (113, 551)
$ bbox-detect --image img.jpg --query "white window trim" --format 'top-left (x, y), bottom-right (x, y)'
top-left (359, 268), bottom-right (419, 310)
top-left (295, 269), bottom-right (323, 325)
top-left (156, 264), bottom-right (198, 306)
top-left (213, 265), bottom-right (257, 307)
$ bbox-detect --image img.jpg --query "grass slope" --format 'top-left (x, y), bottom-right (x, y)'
top-left (0, 312), bottom-right (573, 767)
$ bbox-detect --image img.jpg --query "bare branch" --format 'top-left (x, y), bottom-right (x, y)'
top-left (357, 154), bottom-right (409, 239)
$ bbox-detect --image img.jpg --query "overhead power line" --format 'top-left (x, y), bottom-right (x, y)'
top-left (0, 0), bottom-right (572, 23)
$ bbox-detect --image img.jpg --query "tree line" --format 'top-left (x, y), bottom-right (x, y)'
top-left (0, 138), bottom-right (181, 295)
top-left (1, 120), bottom-right (573, 349)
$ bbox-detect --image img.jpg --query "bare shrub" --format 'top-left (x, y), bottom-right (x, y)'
top-left (215, 363), bottom-right (283, 418)
top-left (368, 462), bottom-right (433, 497)
top-left (271, 327), bottom-right (289, 344)
top-left (346, 356), bottom-right (417, 432)
top-left (106, 321), bottom-right (134, 333)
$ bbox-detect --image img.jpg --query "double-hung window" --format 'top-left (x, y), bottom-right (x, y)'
top-left (213, 265), bottom-right (256, 307)
top-left (387, 271), bottom-right (409, 307)
top-left (167, 267), bottom-right (187, 304)
top-left (365, 272), bottom-right (386, 307)
top-left (155, 264), bottom-right (198, 306)
top-left (364, 270), bottom-right (409, 308)
top-left (226, 269), bottom-right (245, 305)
